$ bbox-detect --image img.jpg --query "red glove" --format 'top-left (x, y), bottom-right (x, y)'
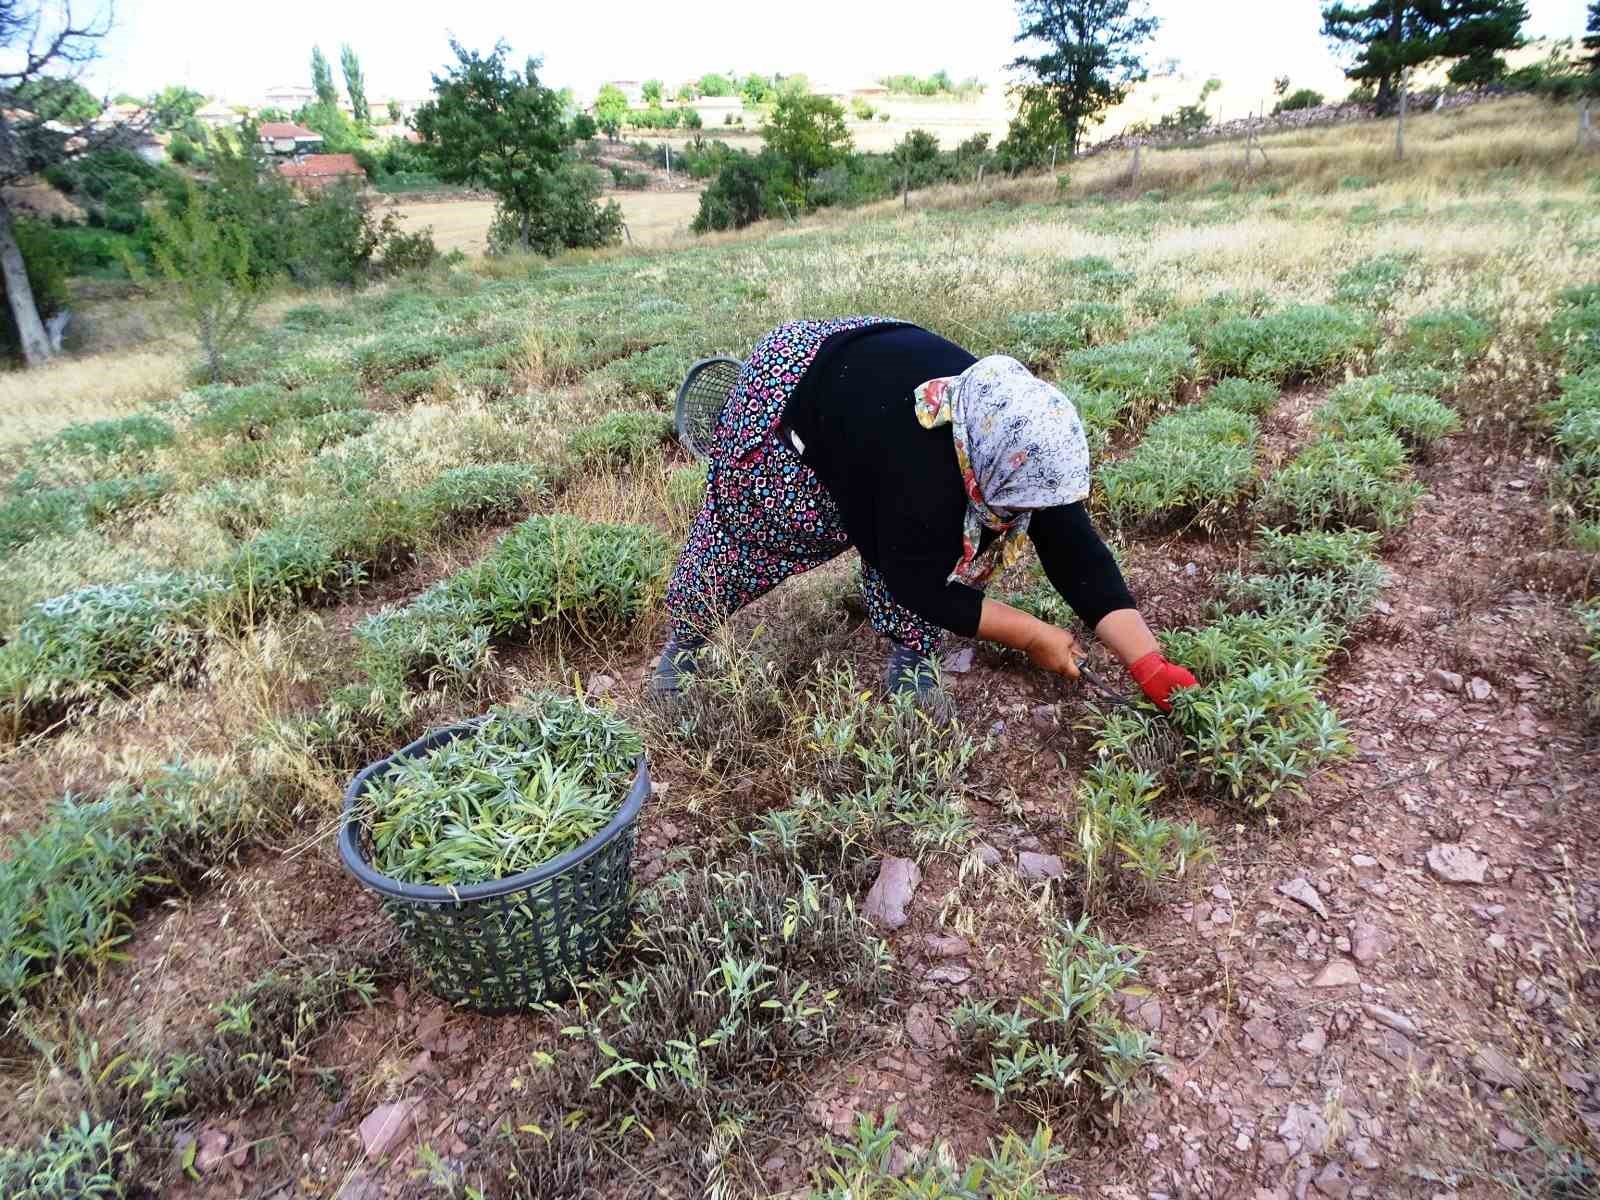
top-left (1129, 651), bottom-right (1199, 713)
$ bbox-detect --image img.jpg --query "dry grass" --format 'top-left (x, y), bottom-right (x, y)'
top-left (385, 190), bottom-right (705, 257)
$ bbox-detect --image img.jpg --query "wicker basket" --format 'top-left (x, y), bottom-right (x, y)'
top-left (339, 719), bottom-right (647, 1013)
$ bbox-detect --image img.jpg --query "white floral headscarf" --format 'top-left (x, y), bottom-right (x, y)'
top-left (913, 355), bottom-right (1090, 586)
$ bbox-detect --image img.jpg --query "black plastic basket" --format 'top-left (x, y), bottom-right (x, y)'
top-left (338, 719), bottom-right (648, 1014)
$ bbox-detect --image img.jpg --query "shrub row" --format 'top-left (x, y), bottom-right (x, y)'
top-left (1543, 286), bottom-right (1600, 550)
top-left (566, 410), bottom-right (675, 468)
top-left (0, 465), bottom-right (549, 737)
top-left (1198, 303), bottom-right (1377, 384)
top-left (0, 474), bottom-right (173, 553)
top-left (0, 764), bottom-right (260, 1016)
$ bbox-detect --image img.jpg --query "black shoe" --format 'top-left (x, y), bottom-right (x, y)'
top-left (884, 644), bottom-right (938, 701)
top-left (648, 632), bottom-right (707, 700)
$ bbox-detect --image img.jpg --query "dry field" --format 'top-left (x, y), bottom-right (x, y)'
top-left (385, 189), bottom-right (706, 257)
top-left (0, 96), bottom-right (1598, 1199)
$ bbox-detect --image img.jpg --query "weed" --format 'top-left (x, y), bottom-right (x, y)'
top-left (948, 916), bottom-right (1159, 1126)
top-left (567, 410), bottom-right (674, 469)
top-left (1200, 304), bottom-right (1377, 384)
top-left (1098, 404), bottom-right (1259, 532)
top-left (813, 1114), bottom-right (1063, 1199)
top-left (663, 463), bottom-right (707, 528)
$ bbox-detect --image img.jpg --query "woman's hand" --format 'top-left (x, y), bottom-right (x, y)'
top-left (1022, 623), bottom-right (1083, 680)
top-left (1129, 651), bottom-right (1199, 712)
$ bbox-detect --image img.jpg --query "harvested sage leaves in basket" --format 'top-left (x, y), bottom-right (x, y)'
top-left (362, 697), bottom-right (642, 887)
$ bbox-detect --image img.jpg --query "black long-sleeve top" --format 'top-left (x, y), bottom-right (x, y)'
top-left (781, 322), bottom-right (1136, 638)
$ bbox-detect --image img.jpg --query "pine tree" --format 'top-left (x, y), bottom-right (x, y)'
top-left (310, 45), bottom-right (338, 107)
top-left (341, 44), bottom-right (369, 124)
top-left (1009, 0), bottom-right (1160, 158)
top-left (1321, 1), bottom-right (1528, 109)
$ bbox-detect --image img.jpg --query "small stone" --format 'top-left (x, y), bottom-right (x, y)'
top-left (1428, 668), bottom-right (1464, 693)
top-left (195, 1128), bottom-right (232, 1174)
top-left (1278, 1102), bottom-right (1329, 1156)
top-left (1310, 959), bottom-right (1360, 988)
top-left (1350, 921), bottom-right (1390, 965)
top-left (1244, 1016), bottom-right (1284, 1049)
top-left (585, 673), bottom-right (616, 698)
top-left (1495, 1126), bottom-right (1530, 1151)
top-left (1278, 877), bottom-right (1329, 919)
top-left (1313, 1161), bottom-right (1353, 1199)
top-left (1298, 1027), bottom-right (1327, 1055)
top-left (1347, 1137), bottom-right (1381, 1170)
top-left (925, 963), bottom-right (972, 986)
top-left (1471, 1045), bottom-right (1527, 1089)
top-left (1017, 851), bottom-right (1065, 880)
top-left (1363, 1004), bottom-right (1419, 1038)
top-left (1030, 704), bottom-right (1059, 731)
top-left (762, 1155), bottom-right (787, 1174)
top-left (337, 1172), bottom-right (384, 1200)
top-left (1467, 677), bottom-right (1493, 703)
top-left (973, 843), bottom-right (1002, 868)
top-left (1211, 883), bottom-right (1233, 902)
top-left (1350, 854), bottom-right (1379, 870)
top-left (1427, 843), bottom-right (1488, 884)
top-left (863, 858), bottom-right (922, 930)
top-left (942, 646), bottom-right (975, 674)
top-left (923, 933), bottom-right (970, 958)
top-left (360, 1099), bottom-right (421, 1161)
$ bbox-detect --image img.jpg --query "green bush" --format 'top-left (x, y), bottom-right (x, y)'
top-left (567, 410), bottom-right (673, 468)
top-left (1160, 290), bottom-right (1272, 346)
top-left (1225, 528), bottom-right (1386, 635)
top-left (1200, 304), bottom-right (1376, 383)
top-left (416, 464), bottom-right (546, 530)
top-left (1205, 377), bottom-right (1279, 415)
top-left (1005, 304), bottom-right (1127, 365)
top-left (1255, 433), bottom-right (1421, 532)
top-left (1170, 661), bottom-right (1350, 810)
top-left (815, 1117), bottom-right (1060, 1200)
top-left (354, 515), bottom-right (669, 693)
top-left (1397, 308), bottom-right (1493, 369)
top-left (354, 331), bottom-right (455, 384)
top-left (42, 415), bottom-right (176, 460)
top-left (2, 574), bottom-right (231, 732)
top-left (1331, 253), bottom-right (1418, 311)
top-left (1314, 376), bottom-right (1460, 449)
top-left (486, 164), bottom-right (624, 257)
top-left (0, 764), bottom-right (257, 1010)
top-left (190, 380), bottom-right (362, 439)
top-left (1060, 330), bottom-right (1195, 420)
top-left (1099, 404), bottom-right (1258, 531)
top-left (600, 343), bottom-right (691, 400)
top-left (0, 1113), bottom-right (129, 1199)
top-left (0, 474), bottom-right (172, 552)
top-left (1273, 87), bottom-right (1324, 113)
top-left (949, 917), bottom-right (1158, 1123)
top-left (228, 497), bottom-right (424, 612)
top-left (1544, 292), bottom-right (1600, 372)
top-left (1254, 526), bottom-right (1381, 575)
top-left (1051, 255), bottom-right (1135, 299)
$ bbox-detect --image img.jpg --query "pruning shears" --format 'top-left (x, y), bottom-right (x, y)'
top-left (1070, 657), bottom-right (1133, 707)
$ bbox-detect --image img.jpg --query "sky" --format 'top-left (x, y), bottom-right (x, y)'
top-left (79, 0), bottom-right (1595, 106)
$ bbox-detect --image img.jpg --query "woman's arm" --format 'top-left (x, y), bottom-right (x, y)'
top-left (977, 598), bottom-right (1081, 678)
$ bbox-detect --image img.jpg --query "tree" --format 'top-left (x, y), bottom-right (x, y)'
top-left (14, 76), bottom-right (97, 122)
top-left (676, 81), bottom-right (697, 101)
top-left (387, 98), bottom-right (402, 124)
top-left (995, 84), bottom-right (1070, 172)
top-left (413, 40), bottom-right (577, 251)
top-left (698, 72), bottom-right (733, 97)
top-left (760, 91), bottom-right (851, 194)
top-left (641, 78), bottom-right (663, 104)
top-left (146, 181), bottom-right (259, 382)
top-left (1586, 1), bottom-right (1599, 73)
top-left (1009, 0), bottom-right (1161, 158)
top-left (148, 84), bottom-right (204, 131)
top-left (1321, 1), bottom-right (1529, 111)
top-left (341, 43), bottom-right (369, 124)
top-left (594, 83), bottom-right (627, 140)
top-left (311, 44), bottom-right (338, 107)
top-left (0, 0), bottom-right (131, 366)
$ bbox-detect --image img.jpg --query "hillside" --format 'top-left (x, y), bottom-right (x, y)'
top-left (0, 96), bottom-right (1597, 1198)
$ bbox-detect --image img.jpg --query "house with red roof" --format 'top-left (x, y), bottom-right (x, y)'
top-left (277, 153), bottom-right (366, 191)
top-left (259, 122), bottom-right (323, 157)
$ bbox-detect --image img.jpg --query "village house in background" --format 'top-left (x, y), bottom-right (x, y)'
top-left (276, 152), bottom-right (365, 191)
top-left (258, 121), bottom-right (324, 158)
